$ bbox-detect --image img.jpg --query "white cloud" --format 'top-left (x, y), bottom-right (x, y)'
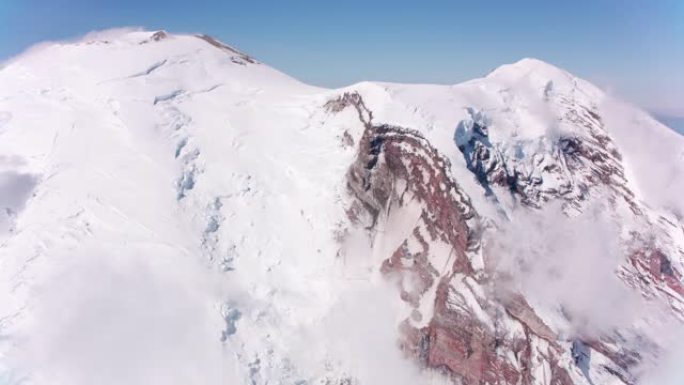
top-left (79, 27), bottom-right (145, 42)
top-left (10, 245), bottom-right (239, 385)
top-left (485, 203), bottom-right (644, 338)
top-left (320, 282), bottom-right (424, 385)
top-left (639, 332), bottom-right (684, 385)
top-left (1, 27), bottom-right (144, 67)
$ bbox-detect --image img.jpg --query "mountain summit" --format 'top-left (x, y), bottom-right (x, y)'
top-left (0, 29), bottom-right (682, 385)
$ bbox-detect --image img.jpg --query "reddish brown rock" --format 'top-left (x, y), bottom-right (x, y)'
top-left (331, 92), bottom-right (581, 384)
top-left (327, 91), bottom-right (669, 385)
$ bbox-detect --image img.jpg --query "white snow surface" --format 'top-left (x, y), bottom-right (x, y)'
top-left (0, 29), bottom-right (682, 385)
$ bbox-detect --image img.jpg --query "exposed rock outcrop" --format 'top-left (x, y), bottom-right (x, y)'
top-left (455, 102), bottom-right (638, 214)
top-left (195, 34), bottom-right (258, 65)
top-left (331, 92), bottom-right (586, 385)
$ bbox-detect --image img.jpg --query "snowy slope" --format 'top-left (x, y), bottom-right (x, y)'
top-left (0, 29), bottom-right (682, 385)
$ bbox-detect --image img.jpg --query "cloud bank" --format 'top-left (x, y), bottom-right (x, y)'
top-left (485, 203), bottom-right (643, 338)
top-left (10, 245), bottom-right (236, 385)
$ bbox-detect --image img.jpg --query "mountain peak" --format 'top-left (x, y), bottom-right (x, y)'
top-left (487, 57), bottom-right (570, 80)
top-left (512, 57), bottom-right (562, 70)
top-left (482, 57), bottom-right (606, 102)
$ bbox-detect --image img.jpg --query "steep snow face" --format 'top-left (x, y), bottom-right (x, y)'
top-left (0, 29), bottom-right (683, 385)
top-left (0, 29), bottom-right (373, 385)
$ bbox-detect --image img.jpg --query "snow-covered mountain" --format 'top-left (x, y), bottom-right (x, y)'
top-left (0, 29), bottom-right (682, 385)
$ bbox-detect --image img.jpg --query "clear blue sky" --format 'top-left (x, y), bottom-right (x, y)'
top-left (1, 0), bottom-right (682, 116)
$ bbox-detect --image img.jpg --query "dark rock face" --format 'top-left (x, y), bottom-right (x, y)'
top-left (150, 30), bottom-right (168, 42)
top-left (626, 248), bottom-right (684, 313)
top-left (139, 30), bottom-right (169, 45)
top-left (329, 92), bottom-right (581, 385)
top-left (195, 34), bottom-right (258, 65)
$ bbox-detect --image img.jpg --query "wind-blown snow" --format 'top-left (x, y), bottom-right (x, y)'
top-left (600, 99), bottom-right (684, 217)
